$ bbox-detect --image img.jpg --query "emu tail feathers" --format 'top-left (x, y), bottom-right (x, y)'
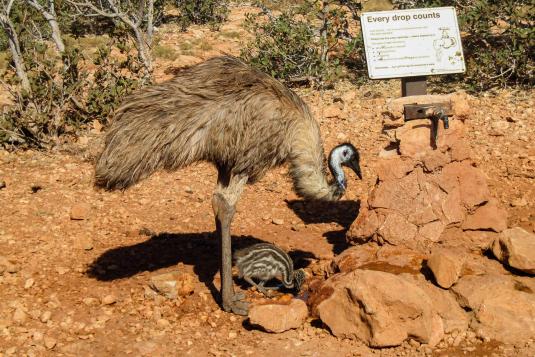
top-left (94, 111), bottom-right (202, 190)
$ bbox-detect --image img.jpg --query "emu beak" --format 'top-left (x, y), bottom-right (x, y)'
top-left (348, 159), bottom-right (362, 180)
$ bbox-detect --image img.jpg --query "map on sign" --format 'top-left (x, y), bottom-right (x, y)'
top-left (360, 7), bottom-right (466, 79)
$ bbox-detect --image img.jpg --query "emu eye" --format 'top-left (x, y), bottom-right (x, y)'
top-left (343, 150), bottom-right (349, 158)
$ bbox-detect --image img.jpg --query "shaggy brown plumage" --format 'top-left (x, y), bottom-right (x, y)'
top-left (95, 55), bottom-right (341, 200)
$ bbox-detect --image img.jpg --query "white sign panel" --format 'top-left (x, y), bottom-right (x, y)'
top-left (361, 7), bottom-right (465, 79)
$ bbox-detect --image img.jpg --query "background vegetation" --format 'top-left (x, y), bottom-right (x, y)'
top-left (0, 0), bottom-right (532, 149)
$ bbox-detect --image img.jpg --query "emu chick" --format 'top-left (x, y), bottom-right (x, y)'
top-left (234, 243), bottom-right (305, 296)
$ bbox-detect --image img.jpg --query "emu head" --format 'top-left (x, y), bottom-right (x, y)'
top-left (328, 143), bottom-right (362, 191)
top-left (293, 269), bottom-right (306, 292)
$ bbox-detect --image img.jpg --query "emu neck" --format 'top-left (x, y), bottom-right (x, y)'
top-left (328, 154), bottom-right (346, 190)
top-left (282, 269), bottom-right (294, 288)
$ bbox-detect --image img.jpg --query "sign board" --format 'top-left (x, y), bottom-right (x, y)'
top-left (361, 7), bottom-right (466, 79)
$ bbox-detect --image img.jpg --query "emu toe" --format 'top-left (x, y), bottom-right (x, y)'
top-left (225, 293), bottom-right (249, 316)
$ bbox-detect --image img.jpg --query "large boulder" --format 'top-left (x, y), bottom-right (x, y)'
top-left (312, 270), bottom-right (444, 347)
top-left (451, 274), bottom-right (535, 343)
top-left (491, 227), bottom-right (535, 274)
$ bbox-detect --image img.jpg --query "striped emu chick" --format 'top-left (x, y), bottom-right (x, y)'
top-left (234, 243), bottom-right (305, 296)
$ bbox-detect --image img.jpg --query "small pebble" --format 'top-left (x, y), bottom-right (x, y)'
top-left (156, 318), bottom-right (170, 328)
top-left (44, 336), bottom-right (57, 349)
top-left (102, 294), bottom-right (117, 305)
top-left (272, 218), bottom-right (284, 225)
top-left (13, 308), bottom-right (26, 323)
top-left (24, 278), bottom-right (35, 289)
top-left (40, 311), bottom-right (52, 323)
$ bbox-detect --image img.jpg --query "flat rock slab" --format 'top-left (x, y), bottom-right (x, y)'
top-left (451, 274), bottom-right (535, 343)
top-left (491, 227), bottom-right (535, 274)
top-left (248, 299), bottom-right (308, 333)
top-left (314, 270), bottom-right (444, 347)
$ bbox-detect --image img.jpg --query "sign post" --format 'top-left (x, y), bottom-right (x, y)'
top-left (360, 7), bottom-right (466, 142)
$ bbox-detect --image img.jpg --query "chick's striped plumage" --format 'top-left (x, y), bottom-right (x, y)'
top-left (234, 243), bottom-right (295, 287)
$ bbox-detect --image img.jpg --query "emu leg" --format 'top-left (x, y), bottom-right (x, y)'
top-left (213, 173), bottom-right (248, 315)
top-left (244, 276), bottom-right (264, 294)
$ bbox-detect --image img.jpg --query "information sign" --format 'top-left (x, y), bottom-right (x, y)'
top-left (361, 7), bottom-right (466, 79)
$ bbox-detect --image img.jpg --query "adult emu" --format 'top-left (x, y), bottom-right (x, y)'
top-left (95, 56), bottom-right (362, 315)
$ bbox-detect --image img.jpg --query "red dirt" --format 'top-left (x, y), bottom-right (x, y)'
top-left (1, 5), bottom-right (534, 357)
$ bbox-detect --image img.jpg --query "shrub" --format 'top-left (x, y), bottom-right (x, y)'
top-left (241, 1), bottom-right (361, 87)
top-left (153, 43), bottom-right (179, 60)
top-left (0, 39), bottom-right (145, 150)
top-left (175, 0), bottom-right (229, 31)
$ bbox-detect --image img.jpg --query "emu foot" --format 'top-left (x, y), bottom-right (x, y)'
top-left (258, 287), bottom-right (274, 297)
top-left (223, 293), bottom-right (249, 316)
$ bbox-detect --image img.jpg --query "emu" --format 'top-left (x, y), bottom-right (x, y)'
top-left (95, 56), bottom-right (362, 315)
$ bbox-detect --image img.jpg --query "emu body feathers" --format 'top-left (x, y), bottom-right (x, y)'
top-left (95, 56), bottom-right (341, 200)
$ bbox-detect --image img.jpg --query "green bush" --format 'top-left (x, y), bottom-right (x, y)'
top-left (175, 0), bottom-right (229, 31)
top-left (0, 40), bottom-right (145, 150)
top-left (241, 1), bottom-right (362, 87)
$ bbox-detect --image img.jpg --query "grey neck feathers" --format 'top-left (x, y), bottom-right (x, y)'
top-left (328, 147), bottom-right (346, 192)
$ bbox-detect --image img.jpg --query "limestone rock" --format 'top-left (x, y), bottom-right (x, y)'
top-left (331, 244), bottom-right (424, 275)
top-left (248, 299), bottom-right (308, 333)
top-left (101, 294), bottom-right (117, 305)
top-left (418, 220), bottom-right (445, 242)
top-left (314, 270), bottom-right (444, 347)
top-left (331, 244), bottom-right (379, 273)
top-left (377, 212), bottom-right (418, 246)
top-left (375, 157), bottom-right (415, 181)
top-left (436, 161), bottom-right (490, 208)
top-left (491, 227), bottom-right (535, 274)
top-left (451, 274), bottom-right (535, 343)
top-left (44, 336), bottom-right (57, 350)
top-left (369, 170), bottom-right (420, 212)
top-left (427, 248), bottom-right (465, 288)
top-left (346, 206), bottom-right (381, 244)
top-left (462, 199), bottom-right (507, 232)
top-left (400, 273), bottom-right (469, 334)
top-left (149, 271), bottom-right (195, 299)
top-left (396, 119), bottom-right (432, 159)
top-left (383, 93), bottom-right (471, 122)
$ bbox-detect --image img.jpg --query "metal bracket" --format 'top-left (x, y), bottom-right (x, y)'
top-left (404, 102), bottom-right (452, 145)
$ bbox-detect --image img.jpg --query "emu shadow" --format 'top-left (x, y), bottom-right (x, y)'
top-left (87, 232), bottom-right (267, 303)
top-left (287, 199), bottom-right (360, 255)
top-left (286, 199), bottom-right (360, 227)
top-left (87, 232), bottom-right (317, 303)
top-left (323, 229), bottom-right (351, 255)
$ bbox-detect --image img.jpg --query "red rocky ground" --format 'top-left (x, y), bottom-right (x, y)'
top-left (1, 5), bottom-right (534, 357)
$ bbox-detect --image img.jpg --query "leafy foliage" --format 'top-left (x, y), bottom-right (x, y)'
top-left (0, 39), bottom-right (145, 149)
top-left (175, 0), bottom-right (229, 31)
top-left (241, 1), bottom-right (362, 87)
